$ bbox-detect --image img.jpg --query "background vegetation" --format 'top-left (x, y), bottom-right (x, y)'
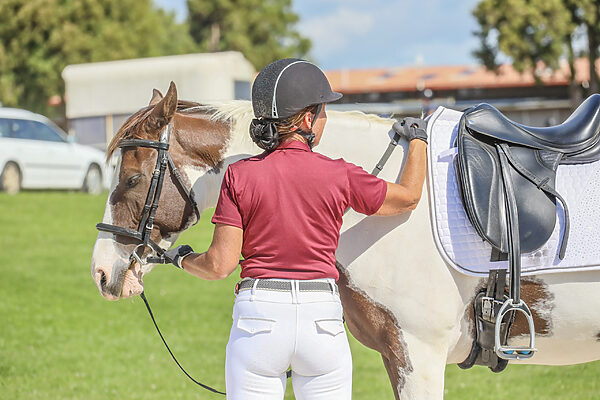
top-left (1, 191), bottom-right (600, 399)
top-left (0, 0), bottom-right (309, 120)
top-left (473, 0), bottom-right (600, 99)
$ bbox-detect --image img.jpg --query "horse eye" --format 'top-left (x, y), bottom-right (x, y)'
top-left (126, 174), bottom-right (142, 188)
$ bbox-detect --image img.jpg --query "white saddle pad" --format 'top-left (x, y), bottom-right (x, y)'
top-left (427, 106), bottom-right (600, 276)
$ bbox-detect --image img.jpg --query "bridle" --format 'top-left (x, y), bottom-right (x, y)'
top-left (94, 122), bottom-right (226, 395)
top-left (96, 122), bottom-right (200, 265)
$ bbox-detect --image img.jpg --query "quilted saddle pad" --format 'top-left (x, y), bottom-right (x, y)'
top-left (427, 106), bottom-right (600, 276)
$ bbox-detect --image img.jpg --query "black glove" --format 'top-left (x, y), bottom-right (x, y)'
top-left (163, 245), bottom-right (194, 269)
top-left (392, 117), bottom-right (428, 143)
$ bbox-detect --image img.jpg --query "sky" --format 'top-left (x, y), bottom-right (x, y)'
top-left (154, 0), bottom-right (482, 70)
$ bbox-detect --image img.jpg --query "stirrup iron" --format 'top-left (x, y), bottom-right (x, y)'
top-left (495, 298), bottom-right (537, 360)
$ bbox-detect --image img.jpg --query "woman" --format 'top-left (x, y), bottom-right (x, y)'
top-left (164, 58), bottom-right (428, 399)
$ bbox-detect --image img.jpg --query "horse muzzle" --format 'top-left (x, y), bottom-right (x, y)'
top-left (92, 259), bottom-right (145, 300)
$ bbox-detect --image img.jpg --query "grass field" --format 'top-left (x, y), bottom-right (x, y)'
top-left (1, 191), bottom-right (599, 399)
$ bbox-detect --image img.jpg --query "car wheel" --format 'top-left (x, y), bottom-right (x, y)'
top-left (1, 163), bottom-right (21, 195)
top-left (83, 165), bottom-right (103, 195)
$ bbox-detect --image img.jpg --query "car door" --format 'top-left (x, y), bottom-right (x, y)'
top-left (6, 118), bottom-right (50, 188)
top-left (29, 121), bottom-right (85, 188)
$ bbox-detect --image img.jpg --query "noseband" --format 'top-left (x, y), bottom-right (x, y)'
top-left (96, 123), bottom-right (200, 265)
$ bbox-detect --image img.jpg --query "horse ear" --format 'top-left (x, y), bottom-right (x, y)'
top-left (143, 81), bottom-right (177, 137)
top-left (149, 89), bottom-right (163, 106)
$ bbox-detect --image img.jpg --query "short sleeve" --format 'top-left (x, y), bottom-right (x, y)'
top-left (345, 162), bottom-right (387, 215)
top-left (211, 166), bottom-right (243, 228)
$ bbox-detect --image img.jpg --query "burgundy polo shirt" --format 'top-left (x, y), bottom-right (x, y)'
top-left (211, 140), bottom-right (387, 281)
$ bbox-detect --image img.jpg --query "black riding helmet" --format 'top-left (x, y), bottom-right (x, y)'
top-left (252, 58), bottom-right (342, 119)
top-left (250, 58), bottom-right (342, 150)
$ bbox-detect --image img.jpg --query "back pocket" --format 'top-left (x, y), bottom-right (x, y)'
top-left (315, 319), bottom-right (345, 336)
top-left (236, 317), bottom-right (275, 335)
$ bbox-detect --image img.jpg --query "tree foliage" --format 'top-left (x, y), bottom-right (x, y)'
top-left (0, 0), bottom-right (197, 118)
top-left (187, 0), bottom-right (310, 70)
top-left (473, 0), bottom-right (600, 94)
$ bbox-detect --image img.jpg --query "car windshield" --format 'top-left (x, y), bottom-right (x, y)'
top-left (32, 121), bottom-right (66, 142)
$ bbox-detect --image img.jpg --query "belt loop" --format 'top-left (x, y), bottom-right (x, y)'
top-left (250, 278), bottom-right (259, 301)
top-left (291, 280), bottom-right (298, 304)
top-left (328, 279), bottom-right (336, 298)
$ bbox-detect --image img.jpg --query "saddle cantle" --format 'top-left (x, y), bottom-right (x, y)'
top-left (463, 94), bottom-right (600, 159)
top-left (455, 94), bottom-right (600, 369)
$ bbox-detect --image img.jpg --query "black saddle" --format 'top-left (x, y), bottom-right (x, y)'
top-left (455, 94), bottom-right (600, 368)
top-left (456, 94), bottom-right (600, 259)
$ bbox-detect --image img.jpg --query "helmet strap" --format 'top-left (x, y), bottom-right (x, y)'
top-left (298, 103), bottom-right (322, 149)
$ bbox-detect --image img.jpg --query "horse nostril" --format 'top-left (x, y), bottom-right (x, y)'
top-left (99, 270), bottom-right (107, 290)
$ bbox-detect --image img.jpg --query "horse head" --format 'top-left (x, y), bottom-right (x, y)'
top-left (90, 82), bottom-right (237, 300)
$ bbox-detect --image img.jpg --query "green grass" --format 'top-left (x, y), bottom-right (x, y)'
top-left (1, 191), bottom-right (599, 399)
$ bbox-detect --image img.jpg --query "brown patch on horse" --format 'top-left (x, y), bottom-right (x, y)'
top-left (509, 277), bottom-right (554, 337)
top-left (171, 112), bottom-right (230, 170)
top-left (465, 276), bottom-right (554, 339)
top-left (336, 263), bottom-right (412, 400)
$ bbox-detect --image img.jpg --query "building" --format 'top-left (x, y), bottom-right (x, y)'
top-left (325, 58), bottom-right (599, 125)
top-left (62, 51), bottom-right (255, 150)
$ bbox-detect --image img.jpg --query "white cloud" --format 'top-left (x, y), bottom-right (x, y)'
top-left (298, 7), bottom-right (375, 59)
top-left (295, 0), bottom-right (482, 69)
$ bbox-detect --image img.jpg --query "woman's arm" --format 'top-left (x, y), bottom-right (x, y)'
top-left (180, 223), bottom-right (243, 280)
top-left (374, 139), bottom-right (427, 216)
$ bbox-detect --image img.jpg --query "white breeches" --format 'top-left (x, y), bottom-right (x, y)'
top-left (225, 278), bottom-right (353, 400)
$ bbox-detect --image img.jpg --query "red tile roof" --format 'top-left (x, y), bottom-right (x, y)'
top-left (325, 58), bottom-right (598, 94)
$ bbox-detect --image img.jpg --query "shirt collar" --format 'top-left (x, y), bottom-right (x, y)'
top-left (275, 139), bottom-right (311, 152)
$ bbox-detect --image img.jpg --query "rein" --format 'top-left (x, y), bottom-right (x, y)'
top-left (140, 292), bottom-right (226, 395)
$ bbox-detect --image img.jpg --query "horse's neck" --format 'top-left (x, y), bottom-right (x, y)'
top-left (183, 103), bottom-right (260, 213)
top-left (317, 111), bottom-right (405, 183)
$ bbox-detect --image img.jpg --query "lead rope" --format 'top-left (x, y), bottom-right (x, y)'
top-left (141, 120), bottom-right (404, 395)
top-left (140, 291), bottom-right (226, 396)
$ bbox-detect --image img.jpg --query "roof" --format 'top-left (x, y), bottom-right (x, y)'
top-left (62, 52), bottom-right (255, 118)
top-left (0, 107), bottom-right (46, 121)
top-left (325, 58), bottom-right (598, 94)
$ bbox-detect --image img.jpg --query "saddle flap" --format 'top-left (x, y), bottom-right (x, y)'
top-left (456, 115), bottom-right (559, 254)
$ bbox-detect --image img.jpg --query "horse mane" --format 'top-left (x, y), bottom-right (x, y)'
top-left (106, 99), bottom-right (394, 161)
top-left (188, 100), bottom-right (395, 151)
top-left (183, 100), bottom-right (256, 151)
top-left (106, 100), bottom-right (205, 161)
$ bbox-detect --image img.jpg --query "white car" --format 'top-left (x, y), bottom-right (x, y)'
top-left (0, 108), bottom-right (110, 194)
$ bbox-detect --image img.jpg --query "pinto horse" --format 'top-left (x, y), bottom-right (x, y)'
top-left (91, 83), bottom-right (600, 399)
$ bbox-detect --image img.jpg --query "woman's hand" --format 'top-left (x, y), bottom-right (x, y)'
top-left (179, 224), bottom-right (243, 280)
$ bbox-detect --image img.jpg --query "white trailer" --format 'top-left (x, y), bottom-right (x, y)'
top-left (62, 51), bottom-right (255, 150)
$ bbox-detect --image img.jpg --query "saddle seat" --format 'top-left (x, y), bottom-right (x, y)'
top-left (464, 94), bottom-right (600, 161)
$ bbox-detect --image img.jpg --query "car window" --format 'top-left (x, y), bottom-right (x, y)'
top-left (31, 121), bottom-right (66, 142)
top-left (9, 119), bottom-right (37, 140)
top-left (0, 119), bottom-right (11, 138)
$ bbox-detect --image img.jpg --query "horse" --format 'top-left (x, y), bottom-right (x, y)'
top-left (90, 82), bottom-right (600, 399)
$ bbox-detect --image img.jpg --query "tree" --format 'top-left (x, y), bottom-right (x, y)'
top-left (0, 0), bottom-right (197, 119)
top-left (473, 0), bottom-right (600, 100)
top-left (187, 0), bottom-right (310, 70)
